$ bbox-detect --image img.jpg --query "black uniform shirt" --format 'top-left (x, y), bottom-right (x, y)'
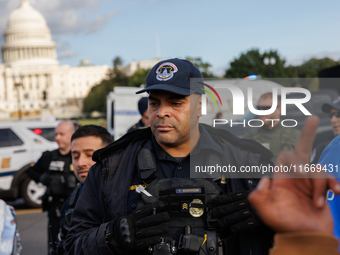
top-left (152, 125), bottom-right (225, 178)
top-left (28, 149), bottom-right (72, 183)
top-left (65, 124), bottom-right (274, 255)
top-left (127, 126), bottom-right (225, 213)
top-left (27, 149), bottom-right (75, 208)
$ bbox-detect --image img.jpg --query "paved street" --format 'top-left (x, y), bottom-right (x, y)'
top-left (10, 199), bottom-right (48, 255)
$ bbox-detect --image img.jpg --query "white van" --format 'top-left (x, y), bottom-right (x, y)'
top-left (106, 86), bottom-right (148, 140)
top-left (0, 121), bottom-right (60, 207)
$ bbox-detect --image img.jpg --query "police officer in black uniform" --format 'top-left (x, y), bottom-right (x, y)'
top-left (28, 121), bottom-right (76, 250)
top-left (127, 97), bottom-right (149, 133)
top-left (65, 59), bottom-right (275, 255)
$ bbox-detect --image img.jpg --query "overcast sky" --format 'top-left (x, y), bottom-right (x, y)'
top-left (1, 0), bottom-right (340, 75)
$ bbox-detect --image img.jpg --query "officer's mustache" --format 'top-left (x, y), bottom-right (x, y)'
top-left (154, 121), bottom-right (174, 127)
top-left (77, 167), bottom-right (90, 173)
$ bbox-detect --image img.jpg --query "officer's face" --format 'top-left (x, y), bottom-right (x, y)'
top-left (71, 136), bottom-right (105, 184)
top-left (148, 90), bottom-right (201, 152)
top-left (55, 122), bottom-right (75, 154)
top-left (330, 108), bottom-right (340, 136)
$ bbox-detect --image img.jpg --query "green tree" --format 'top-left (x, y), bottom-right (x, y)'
top-left (83, 80), bottom-right (110, 114)
top-left (186, 57), bottom-right (215, 78)
top-left (286, 58), bottom-right (338, 89)
top-left (83, 56), bottom-right (128, 114)
top-left (290, 58), bottom-right (338, 78)
top-left (128, 68), bottom-right (151, 87)
top-left (224, 49), bottom-right (291, 78)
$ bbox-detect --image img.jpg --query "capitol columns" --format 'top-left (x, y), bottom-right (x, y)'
top-left (12, 74), bottom-right (24, 120)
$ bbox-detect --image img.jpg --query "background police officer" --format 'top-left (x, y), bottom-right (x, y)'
top-left (28, 120), bottom-right (76, 250)
top-left (244, 92), bottom-right (300, 161)
top-left (127, 97), bottom-right (150, 132)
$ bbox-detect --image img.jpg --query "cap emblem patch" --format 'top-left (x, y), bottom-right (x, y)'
top-left (156, 62), bottom-right (178, 81)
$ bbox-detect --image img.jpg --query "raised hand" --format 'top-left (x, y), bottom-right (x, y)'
top-left (249, 116), bottom-right (340, 235)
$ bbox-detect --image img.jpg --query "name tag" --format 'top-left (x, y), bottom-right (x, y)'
top-left (175, 188), bottom-right (201, 194)
top-left (49, 161), bottom-right (65, 171)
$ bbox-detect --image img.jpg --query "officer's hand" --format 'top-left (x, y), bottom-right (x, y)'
top-left (211, 191), bottom-right (261, 233)
top-left (107, 201), bottom-right (170, 252)
top-left (39, 173), bottom-right (50, 186)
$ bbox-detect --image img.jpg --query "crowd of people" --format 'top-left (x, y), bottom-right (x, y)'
top-left (27, 58), bottom-right (340, 255)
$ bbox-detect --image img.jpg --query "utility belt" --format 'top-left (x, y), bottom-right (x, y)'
top-left (137, 178), bottom-right (226, 255)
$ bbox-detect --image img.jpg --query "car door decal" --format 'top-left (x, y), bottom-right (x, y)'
top-left (1, 158), bottom-right (11, 169)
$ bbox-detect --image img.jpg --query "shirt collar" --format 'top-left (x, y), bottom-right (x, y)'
top-left (151, 135), bottom-right (177, 162)
top-left (191, 124), bottom-right (224, 155)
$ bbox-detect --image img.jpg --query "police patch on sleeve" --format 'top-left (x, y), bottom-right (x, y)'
top-left (156, 62), bottom-right (178, 81)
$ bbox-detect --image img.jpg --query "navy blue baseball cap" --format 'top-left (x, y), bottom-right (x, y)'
top-left (138, 97), bottom-right (148, 115)
top-left (136, 58), bottom-right (204, 95)
top-left (322, 96), bottom-right (340, 113)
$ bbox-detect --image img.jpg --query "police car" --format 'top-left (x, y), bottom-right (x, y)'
top-left (0, 121), bottom-right (60, 208)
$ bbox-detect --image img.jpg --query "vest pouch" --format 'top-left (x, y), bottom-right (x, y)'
top-left (137, 178), bottom-right (222, 254)
top-left (49, 173), bottom-right (76, 197)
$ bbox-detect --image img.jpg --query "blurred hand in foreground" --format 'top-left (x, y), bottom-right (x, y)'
top-left (249, 116), bottom-right (340, 235)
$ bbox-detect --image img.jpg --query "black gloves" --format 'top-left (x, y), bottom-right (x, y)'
top-left (106, 201), bottom-right (170, 253)
top-left (39, 173), bottom-right (50, 186)
top-left (211, 191), bottom-right (261, 233)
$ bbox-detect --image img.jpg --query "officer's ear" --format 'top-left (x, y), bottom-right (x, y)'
top-left (197, 95), bottom-right (205, 118)
top-left (189, 93), bottom-right (203, 119)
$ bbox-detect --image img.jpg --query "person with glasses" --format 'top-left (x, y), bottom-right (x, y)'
top-left (317, 134), bottom-right (340, 252)
top-left (311, 97), bottom-right (340, 252)
top-left (127, 97), bottom-right (150, 133)
top-left (311, 97), bottom-right (340, 251)
top-left (310, 97), bottom-right (340, 165)
top-left (244, 92), bottom-right (300, 161)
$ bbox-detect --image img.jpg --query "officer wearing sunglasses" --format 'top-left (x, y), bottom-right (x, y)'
top-left (310, 97), bottom-right (340, 164)
top-left (244, 92), bottom-right (300, 161)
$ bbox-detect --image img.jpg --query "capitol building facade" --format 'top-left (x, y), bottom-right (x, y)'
top-left (0, 0), bottom-right (110, 119)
